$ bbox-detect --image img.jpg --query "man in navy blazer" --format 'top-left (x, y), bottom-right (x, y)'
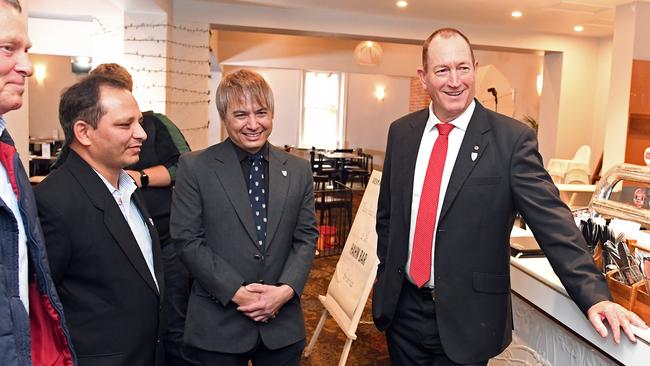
top-left (35, 75), bottom-right (165, 365)
top-left (372, 27), bottom-right (647, 365)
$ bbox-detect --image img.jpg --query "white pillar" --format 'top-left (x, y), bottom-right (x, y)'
top-left (602, 1), bottom-right (650, 171)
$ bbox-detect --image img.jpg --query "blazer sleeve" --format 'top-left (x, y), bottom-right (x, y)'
top-left (170, 154), bottom-right (245, 305)
top-left (510, 127), bottom-right (611, 314)
top-left (277, 160), bottom-right (318, 296)
top-left (34, 190), bottom-right (72, 286)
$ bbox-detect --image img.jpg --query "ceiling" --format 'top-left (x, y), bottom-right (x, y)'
top-left (204, 0), bottom-right (647, 37)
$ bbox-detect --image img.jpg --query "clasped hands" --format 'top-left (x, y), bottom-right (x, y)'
top-left (232, 283), bottom-right (294, 323)
top-left (588, 300), bottom-right (648, 343)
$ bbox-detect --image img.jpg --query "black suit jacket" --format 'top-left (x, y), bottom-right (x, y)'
top-left (34, 150), bottom-right (165, 366)
top-left (372, 101), bottom-right (611, 363)
top-left (170, 139), bottom-right (318, 353)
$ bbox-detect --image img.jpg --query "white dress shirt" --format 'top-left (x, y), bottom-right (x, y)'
top-left (0, 117), bottom-right (29, 312)
top-left (95, 170), bottom-right (159, 290)
top-left (406, 100), bottom-right (476, 288)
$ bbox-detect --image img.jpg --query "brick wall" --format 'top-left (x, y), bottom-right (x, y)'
top-left (409, 77), bottom-right (430, 112)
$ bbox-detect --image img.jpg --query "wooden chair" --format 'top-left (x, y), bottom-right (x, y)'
top-left (345, 153), bottom-right (373, 189)
top-left (310, 150), bottom-right (336, 186)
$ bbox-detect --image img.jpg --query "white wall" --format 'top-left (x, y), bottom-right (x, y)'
top-left (345, 73), bottom-right (409, 168)
top-left (592, 38), bottom-right (613, 170)
top-left (28, 18), bottom-right (94, 57)
top-left (604, 3), bottom-right (636, 171)
top-left (28, 54), bottom-right (83, 140)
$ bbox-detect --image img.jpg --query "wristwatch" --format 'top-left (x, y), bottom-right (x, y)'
top-left (139, 170), bottom-right (149, 188)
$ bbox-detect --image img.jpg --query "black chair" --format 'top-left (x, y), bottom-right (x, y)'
top-left (345, 153), bottom-right (373, 189)
top-left (310, 150), bottom-right (337, 186)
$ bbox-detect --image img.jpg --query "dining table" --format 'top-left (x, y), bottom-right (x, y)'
top-left (320, 151), bottom-right (363, 184)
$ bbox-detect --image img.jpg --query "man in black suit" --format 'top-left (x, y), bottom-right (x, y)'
top-left (372, 28), bottom-right (647, 365)
top-left (170, 69), bottom-right (318, 365)
top-left (35, 75), bottom-right (165, 365)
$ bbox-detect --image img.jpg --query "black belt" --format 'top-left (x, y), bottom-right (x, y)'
top-left (405, 280), bottom-right (435, 301)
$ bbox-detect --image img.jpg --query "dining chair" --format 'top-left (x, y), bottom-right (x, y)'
top-left (345, 153), bottom-right (373, 189)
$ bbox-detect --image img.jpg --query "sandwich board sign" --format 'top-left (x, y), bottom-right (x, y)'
top-left (305, 170), bottom-right (381, 366)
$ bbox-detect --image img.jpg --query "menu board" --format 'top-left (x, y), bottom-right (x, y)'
top-left (326, 170), bottom-right (381, 318)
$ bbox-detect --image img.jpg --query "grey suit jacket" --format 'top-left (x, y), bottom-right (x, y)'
top-left (170, 139), bottom-right (317, 353)
top-left (373, 101), bottom-right (611, 363)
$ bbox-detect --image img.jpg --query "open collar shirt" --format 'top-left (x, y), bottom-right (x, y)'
top-left (95, 169), bottom-right (159, 291)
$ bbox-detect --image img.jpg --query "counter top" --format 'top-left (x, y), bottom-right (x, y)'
top-left (510, 256), bottom-right (650, 364)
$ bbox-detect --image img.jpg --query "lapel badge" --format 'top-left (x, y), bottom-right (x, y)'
top-left (148, 218), bottom-right (155, 226)
top-left (471, 152), bottom-right (478, 161)
top-left (282, 170), bottom-right (287, 177)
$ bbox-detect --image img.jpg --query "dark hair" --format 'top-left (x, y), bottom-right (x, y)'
top-left (422, 28), bottom-right (475, 72)
top-left (0, 0), bottom-right (22, 12)
top-left (59, 75), bottom-right (130, 145)
top-left (90, 63), bottom-right (134, 91)
top-left (215, 69), bottom-right (274, 120)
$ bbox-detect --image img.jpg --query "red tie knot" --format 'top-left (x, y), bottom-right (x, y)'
top-left (436, 123), bottom-right (455, 136)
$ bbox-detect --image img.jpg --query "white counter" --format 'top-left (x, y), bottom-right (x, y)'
top-left (510, 256), bottom-right (649, 365)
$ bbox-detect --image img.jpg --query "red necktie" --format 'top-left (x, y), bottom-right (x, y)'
top-left (410, 123), bottom-right (455, 288)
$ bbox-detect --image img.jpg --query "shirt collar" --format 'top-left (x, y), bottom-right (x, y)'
top-left (233, 141), bottom-right (269, 163)
top-left (94, 169), bottom-right (138, 200)
top-left (425, 99), bottom-right (476, 133)
top-left (0, 116), bottom-right (6, 136)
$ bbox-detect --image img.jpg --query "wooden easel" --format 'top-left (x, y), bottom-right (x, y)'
top-left (304, 171), bottom-right (381, 366)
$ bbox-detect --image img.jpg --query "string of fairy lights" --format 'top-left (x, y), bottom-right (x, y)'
top-left (134, 84), bottom-right (210, 96)
top-left (125, 51), bottom-right (208, 65)
top-left (91, 17), bottom-right (215, 133)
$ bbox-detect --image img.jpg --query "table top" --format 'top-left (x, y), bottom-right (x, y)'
top-left (321, 152), bottom-right (361, 159)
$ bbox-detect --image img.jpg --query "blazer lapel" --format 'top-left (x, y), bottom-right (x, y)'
top-left (439, 101), bottom-right (491, 221)
top-left (66, 151), bottom-right (162, 295)
top-left (265, 146), bottom-right (290, 250)
top-left (212, 140), bottom-right (259, 248)
top-left (401, 109), bottom-right (430, 226)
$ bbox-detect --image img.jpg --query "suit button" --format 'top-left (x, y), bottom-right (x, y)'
top-left (254, 254), bottom-right (261, 260)
top-left (156, 338), bottom-right (160, 344)
top-left (397, 267), bottom-right (403, 274)
top-left (258, 280), bottom-right (265, 284)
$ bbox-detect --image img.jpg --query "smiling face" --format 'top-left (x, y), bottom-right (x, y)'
top-left (223, 95), bottom-right (273, 154)
top-left (0, 4), bottom-right (32, 115)
top-left (417, 34), bottom-right (477, 122)
top-left (76, 86), bottom-right (145, 176)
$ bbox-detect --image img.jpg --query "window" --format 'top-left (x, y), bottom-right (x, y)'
top-left (300, 71), bottom-right (345, 149)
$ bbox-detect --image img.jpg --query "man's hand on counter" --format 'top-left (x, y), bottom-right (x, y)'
top-left (587, 300), bottom-right (648, 343)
